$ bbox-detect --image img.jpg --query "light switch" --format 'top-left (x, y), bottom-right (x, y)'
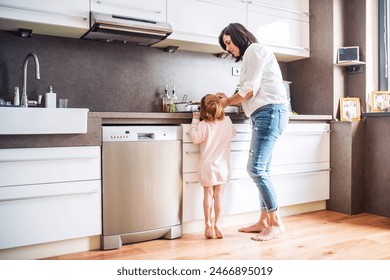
top-left (232, 67), bottom-right (241, 76)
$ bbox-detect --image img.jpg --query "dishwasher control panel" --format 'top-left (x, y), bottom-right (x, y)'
top-left (102, 126), bottom-right (182, 142)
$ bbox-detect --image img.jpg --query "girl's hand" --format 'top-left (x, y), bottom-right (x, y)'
top-left (193, 112), bottom-right (200, 119)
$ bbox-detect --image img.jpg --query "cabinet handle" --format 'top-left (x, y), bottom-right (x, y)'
top-left (265, 43), bottom-right (311, 52)
top-left (185, 169), bottom-right (331, 185)
top-left (283, 130), bottom-right (331, 135)
top-left (185, 177), bottom-right (247, 185)
top-left (185, 180), bottom-right (200, 185)
top-left (96, 0), bottom-right (162, 14)
top-left (186, 151), bottom-right (200, 155)
top-left (248, 1), bottom-right (310, 17)
top-left (196, 0), bottom-right (246, 7)
top-left (272, 168), bottom-right (331, 177)
top-left (0, 4), bottom-right (88, 20)
top-left (0, 155), bottom-right (99, 163)
top-left (186, 150), bottom-right (248, 154)
top-left (0, 189), bottom-right (100, 203)
top-left (187, 131), bottom-right (250, 135)
top-left (237, 131), bottom-right (251, 134)
top-left (174, 29), bottom-right (218, 38)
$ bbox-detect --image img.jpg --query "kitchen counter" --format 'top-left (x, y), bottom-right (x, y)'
top-left (0, 112), bottom-right (332, 149)
top-left (90, 112), bottom-right (333, 125)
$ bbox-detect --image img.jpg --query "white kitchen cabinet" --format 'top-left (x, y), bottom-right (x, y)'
top-left (183, 169), bottom-right (259, 221)
top-left (0, 146), bottom-right (102, 250)
top-left (181, 122), bottom-right (330, 222)
top-left (90, 0), bottom-right (167, 22)
top-left (154, 0), bottom-right (246, 53)
top-left (247, 0), bottom-right (310, 61)
top-left (0, 0), bottom-right (89, 38)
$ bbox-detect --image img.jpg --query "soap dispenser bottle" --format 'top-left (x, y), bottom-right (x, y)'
top-left (45, 86), bottom-right (57, 108)
top-left (13, 86), bottom-right (20, 106)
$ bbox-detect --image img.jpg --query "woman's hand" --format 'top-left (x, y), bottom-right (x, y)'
top-left (215, 92), bottom-right (227, 99)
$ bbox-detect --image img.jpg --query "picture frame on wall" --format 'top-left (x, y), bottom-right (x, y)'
top-left (371, 91), bottom-right (389, 112)
top-left (340, 97), bottom-right (361, 121)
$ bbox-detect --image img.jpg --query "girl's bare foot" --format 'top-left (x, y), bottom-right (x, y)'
top-left (238, 223), bottom-right (266, 233)
top-left (204, 226), bottom-right (214, 239)
top-left (250, 225), bottom-right (285, 241)
top-left (214, 224), bottom-right (224, 239)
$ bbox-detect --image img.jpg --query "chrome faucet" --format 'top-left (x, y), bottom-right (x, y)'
top-left (21, 53), bottom-right (40, 107)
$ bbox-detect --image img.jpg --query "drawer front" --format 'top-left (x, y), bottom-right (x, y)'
top-left (233, 124), bottom-right (252, 141)
top-left (183, 165), bottom-right (330, 222)
top-left (183, 123), bottom-right (330, 166)
top-left (183, 143), bottom-right (200, 173)
top-left (274, 169), bottom-right (330, 207)
top-left (0, 180), bottom-right (101, 250)
top-left (272, 123), bottom-right (330, 166)
top-left (183, 142), bottom-right (250, 173)
top-left (231, 141), bottom-right (250, 170)
top-left (182, 123), bottom-right (251, 143)
top-left (182, 173), bottom-right (204, 222)
top-left (182, 124), bottom-right (192, 143)
top-left (182, 171), bottom-right (259, 222)
top-left (0, 146), bottom-right (101, 187)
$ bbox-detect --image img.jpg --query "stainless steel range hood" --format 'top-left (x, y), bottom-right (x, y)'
top-left (82, 12), bottom-right (172, 46)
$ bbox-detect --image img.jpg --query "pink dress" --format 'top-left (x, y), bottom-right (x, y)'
top-left (190, 117), bottom-right (237, 186)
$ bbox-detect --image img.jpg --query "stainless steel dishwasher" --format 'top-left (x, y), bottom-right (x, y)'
top-left (101, 125), bottom-right (182, 250)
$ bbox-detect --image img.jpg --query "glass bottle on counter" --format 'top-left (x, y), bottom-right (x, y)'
top-left (169, 84), bottom-right (177, 112)
top-left (162, 84), bottom-right (170, 112)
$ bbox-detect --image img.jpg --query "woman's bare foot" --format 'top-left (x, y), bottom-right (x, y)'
top-left (214, 224), bottom-right (224, 239)
top-left (238, 223), bottom-right (266, 233)
top-left (250, 225), bottom-right (285, 241)
top-left (204, 226), bottom-right (215, 239)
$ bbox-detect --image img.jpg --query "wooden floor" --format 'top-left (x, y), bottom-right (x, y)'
top-left (47, 210), bottom-right (390, 260)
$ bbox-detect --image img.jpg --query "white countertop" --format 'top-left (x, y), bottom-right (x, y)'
top-left (289, 114), bottom-right (333, 121)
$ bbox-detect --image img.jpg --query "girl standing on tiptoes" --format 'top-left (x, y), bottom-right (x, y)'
top-left (217, 23), bottom-right (289, 241)
top-left (190, 94), bottom-right (236, 239)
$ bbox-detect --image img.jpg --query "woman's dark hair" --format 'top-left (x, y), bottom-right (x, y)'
top-left (218, 23), bottom-right (258, 62)
top-left (200, 94), bottom-right (225, 122)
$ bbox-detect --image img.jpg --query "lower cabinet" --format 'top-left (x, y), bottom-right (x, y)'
top-left (0, 146), bottom-right (102, 250)
top-left (182, 122), bottom-right (330, 222)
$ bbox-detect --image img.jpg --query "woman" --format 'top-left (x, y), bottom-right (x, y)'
top-left (190, 94), bottom-right (236, 239)
top-left (217, 23), bottom-right (289, 241)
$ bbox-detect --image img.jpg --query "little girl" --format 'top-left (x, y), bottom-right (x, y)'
top-left (190, 94), bottom-right (236, 239)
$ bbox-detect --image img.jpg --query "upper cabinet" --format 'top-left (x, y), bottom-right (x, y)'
top-left (247, 0), bottom-right (310, 61)
top-left (0, 0), bottom-right (89, 38)
top-left (155, 0), bottom-right (310, 61)
top-left (153, 0), bottom-right (246, 53)
top-left (0, 0), bottom-right (310, 61)
top-left (90, 0), bottom-right (167, 22)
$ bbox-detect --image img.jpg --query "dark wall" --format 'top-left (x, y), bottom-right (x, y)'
top-left (0, 30), bottom-right (289, 112)
top-left (287, 0), bottom-right (367, 117)
top-left (0, 31), bottom-right (234, 112)
top-left (287, 0), bottom-right (335, 116)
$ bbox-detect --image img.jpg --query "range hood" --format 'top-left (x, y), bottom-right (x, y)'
top-left (82, 12), bottom-right (172, 46)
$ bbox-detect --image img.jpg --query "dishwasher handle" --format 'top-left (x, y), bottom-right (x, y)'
top-left (137, 133), bottom-right (155, 140)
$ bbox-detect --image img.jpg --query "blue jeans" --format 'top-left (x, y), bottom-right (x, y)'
top-left (247, 104), bottom-right (289, 212)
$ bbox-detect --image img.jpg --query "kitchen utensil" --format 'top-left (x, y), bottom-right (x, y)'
top-left (175, 102), bottom-right (190, 112)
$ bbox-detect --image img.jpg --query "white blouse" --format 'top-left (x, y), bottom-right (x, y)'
top-left (238, 43), bottom-right (288, 117)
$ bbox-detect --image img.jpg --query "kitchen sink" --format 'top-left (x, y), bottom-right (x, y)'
top-left (0, 107), bottom-right (89, 135)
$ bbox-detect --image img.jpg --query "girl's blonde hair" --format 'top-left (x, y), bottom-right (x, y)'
top-left (200, 94), bottom-right (225, 121)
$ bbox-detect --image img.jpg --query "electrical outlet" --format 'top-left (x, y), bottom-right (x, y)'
top-left (232, 67), bottom-right (241, 76)
top-left (347, 65), bottom-right (364, 74)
